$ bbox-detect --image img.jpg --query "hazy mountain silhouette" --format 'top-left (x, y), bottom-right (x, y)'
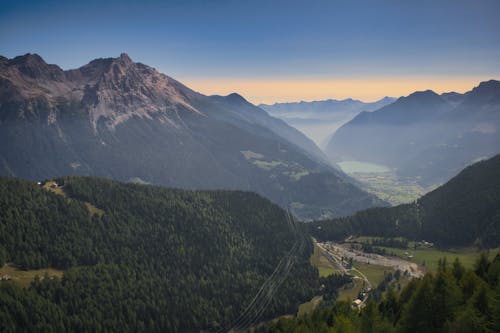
top-left (259, 97), bottom-right (395, 146)
top-left (325, 80), bottom-right (500, 187)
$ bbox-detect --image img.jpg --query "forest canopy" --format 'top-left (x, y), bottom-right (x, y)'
top-left (0, 176), bottom-right (318, 332)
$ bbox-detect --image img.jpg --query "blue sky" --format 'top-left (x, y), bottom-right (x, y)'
top-left (1, 0), bottom-right (499, 102)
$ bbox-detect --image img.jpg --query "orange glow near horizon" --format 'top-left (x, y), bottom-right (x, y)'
top-left (181, 76), bottom-right (495, 105)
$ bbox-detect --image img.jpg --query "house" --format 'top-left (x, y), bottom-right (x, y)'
top-left (352, 299), bottom-right (362, 308)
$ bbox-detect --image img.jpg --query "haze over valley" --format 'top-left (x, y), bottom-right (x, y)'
top-left (260, 97), bottom-right (395, 146)
top-left (1, 1), bottom-right (500, 332)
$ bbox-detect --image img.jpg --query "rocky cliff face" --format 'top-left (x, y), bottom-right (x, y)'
top-left (1, 53), bottom-right (200, 128)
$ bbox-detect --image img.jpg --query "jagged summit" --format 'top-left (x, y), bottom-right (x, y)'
top-left (118, 52), bottom-right (132, 63)
top-left (5, 53), bottom-right (65, 82)
top-left (11, 53), bottom-right (46, 65)
top-left (0, 53), bottom-right (199, 127)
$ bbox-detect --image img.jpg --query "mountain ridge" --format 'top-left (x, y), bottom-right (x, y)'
top-left (259, 96), bottom-right (396, 146)
top-left (325, 79), bottom-right (500, 187)
top-left (0, 53), bottom-right (385, 219)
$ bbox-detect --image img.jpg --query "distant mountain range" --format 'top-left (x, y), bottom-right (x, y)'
top-left (0, 53), bottom-right (385, 219)
top-left (311, 153), bottom-right (500, 248)
top-left (325, 80), bottom-right (500, 187)
top-left (259, 97), bottom-right (395, 146)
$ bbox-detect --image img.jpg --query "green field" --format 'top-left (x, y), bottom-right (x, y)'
top-left (297, 295), bottom-right (323, 317)
top-left (42, 181), bottom-right (66, 196)
top-left (84, 202), bottom-right (105, 219)
top-left (285, 170), bottom-right (310, 180)
top-left (336, 262), bottom-right (390, 301)
top-left (337, 161), bottom-right (390, 174)
top-left (351, 172), bottom-right (425, 205)
top-left (0, 264), bottom-right (64, 288)
top-left (43, 180), bottom-right (105, 219)
top-left (338, 279), bottom-right (363, 301)
top-left (310, 241), bottom-right (338, 277)
top-left (376, 246), bottom-right (500, 272)
top-left (253, 159), bottom-right (283, 170)
top-left (353, 262), bottom-right (392, 286)
top-left (346, 235), bottom-right (500, 272)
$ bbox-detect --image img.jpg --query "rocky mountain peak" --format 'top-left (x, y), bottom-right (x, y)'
top-left (466, 80), bottom-right (500, 104)
top-left (11, 53), bottom-right (46, 66)
top-left (8, 53), bottom-right (65, 81)
top-left (118, 52), bottom-right (132, 64)
top-left (0, 53), bottom-right (200, 128)
top-left (76, 53), bottom-right (200, 129)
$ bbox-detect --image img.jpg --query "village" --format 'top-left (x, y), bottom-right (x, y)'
top-left (314, 238), bottom-right (425, 309)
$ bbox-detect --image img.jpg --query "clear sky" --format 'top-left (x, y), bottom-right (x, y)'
top-left (1, 0), bottom-right (499, 103)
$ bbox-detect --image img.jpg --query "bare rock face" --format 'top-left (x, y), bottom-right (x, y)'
top-left (0, 52), bottom-right (201, 128)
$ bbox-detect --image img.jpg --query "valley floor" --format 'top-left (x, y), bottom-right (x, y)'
top-left (306, 236), bottom-right (499, 315)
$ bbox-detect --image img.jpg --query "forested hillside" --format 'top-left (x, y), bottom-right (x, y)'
top-left (310, 154), bottom-right (500, 247)
top-left (268, 255), bottom-right (500, 332)
top-left (0, 177), bottom-right (318, 332)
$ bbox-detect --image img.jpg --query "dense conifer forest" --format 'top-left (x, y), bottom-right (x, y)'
top-left (310, 154), bottom-right (500, 248)
top-left (0, 177), bottom-right (318, 332)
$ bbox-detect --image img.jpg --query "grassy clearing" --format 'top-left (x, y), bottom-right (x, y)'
top-left (0, 264), bottom-right (64, 288)
top-left (42, 180), bottom-right (104, 219)
top-left (42, 181), bottom-right (66, 197)
top-left (285, 170), bottom-right (310, 181)
top-left (377, 246), bottom-right (500, 272)
top-left (252, 160), bottom-right (283, 170)
top-left (353, 262), bottom-right (392, 286)
top-left (337, 262), bottom-right (390, 301)
top-left (84, 202), bottom-right (105, 219)
top-left (240, 150), bottom-right (264, 160)
top-left (348, 172), bottom-right (425, 205)
top-left (337, 161), bottom-right (390, 173)
top-left (310, 241), bottom-right (338, 277)
top-left (297, 296), bottom-right (323, 317)
top-left (338, 279), bottom-right (363, 301)
top-left (347, 236), bottom-right (500, 272)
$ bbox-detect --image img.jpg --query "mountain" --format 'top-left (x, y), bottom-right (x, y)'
top-left (325, 80), bottom-right (500, 187)
top-left (0, 53), bottom-right (385, 219)
top-left (259, 97), bottom-right (395, 146)
top-left (0, 176), bottom-right (318, 331)
top-left (310, 154), bottom-right (500, 248)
